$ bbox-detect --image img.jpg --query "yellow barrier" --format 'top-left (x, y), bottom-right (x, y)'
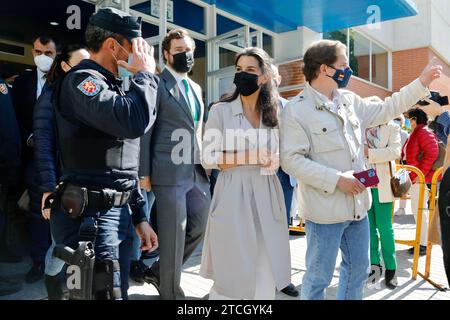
top-left (289, 189), bottom-right (305, 234)
top-left (289, 219), bottom-right (305, 233)
top-left (417, 167), bottom-right (447, 291)
top-left (394, 165), bottom-right (426, 280)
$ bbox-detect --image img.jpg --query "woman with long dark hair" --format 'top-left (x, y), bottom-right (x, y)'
top-left (33, 44), bottom-right (89, 299)
top-left (200, 47), bottom-right (291, 300)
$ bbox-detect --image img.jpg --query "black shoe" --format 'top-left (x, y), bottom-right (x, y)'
top-left (0, 278), bottom-right (22, 296)
top-left (0, 251), bottom-right (23, 263)
top-left (143, 268), bottom-right (160, 294)
top-left (289, 230), bottom-right (306, 236)
top-left (385, 269), bottom-right (397, 290)
top-left (408, 245), bottom-right (427, 256)
top-left (130, 260), bottom-right (147, 284)
top-left (45, 275), bottom-right (64, 300)
top-left (141, 250), bottom-right (160, 260)
top-left (25, 262), bottom-right (45, 284)
top-left (281, 283), bottom-right (299, 297)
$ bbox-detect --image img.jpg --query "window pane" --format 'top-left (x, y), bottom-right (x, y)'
top-left (263, 34), bottom-right (274, 57)
top-left (172, 0), bottom-right (205, 34)
top-left (217, 14), bottom-right (244, 35)
top-left (219, 47), bottom-right (237, 69)
top-left (350, 30), bottom-right (370, 82)
top-left (190, 40), bottom-right (206, 95)
top-left (372, 42), bottom-right (389, 88)
top-left (131, 0), bottom-right (205, 34)
top-left (142, 21), bottom-right (159, 38)
top-left (251, 35), bottom-right (257, 47)
top-left (323, 29), bottom-right (347, 45)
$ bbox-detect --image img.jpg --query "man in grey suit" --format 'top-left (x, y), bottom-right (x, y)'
top-left (143, 29), bottom-right (211, 300)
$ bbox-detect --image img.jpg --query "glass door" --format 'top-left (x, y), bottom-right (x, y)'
top-left (206, 27), bottom-right (252, 105)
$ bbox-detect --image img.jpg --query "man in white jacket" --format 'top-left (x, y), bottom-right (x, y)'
top-left (280, 39), bottom-right (442, 300)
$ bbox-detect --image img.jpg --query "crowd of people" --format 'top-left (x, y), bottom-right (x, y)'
top-left (0, 7), bottom-right (449, 300)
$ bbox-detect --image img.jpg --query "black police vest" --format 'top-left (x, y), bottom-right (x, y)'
top-left (53, 69), bottom-right (140, 184)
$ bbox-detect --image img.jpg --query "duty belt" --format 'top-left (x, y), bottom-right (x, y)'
top-left (87, 188), bottom-right (133, 209)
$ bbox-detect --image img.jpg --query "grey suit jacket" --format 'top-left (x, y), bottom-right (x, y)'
top-left (148, 68), bottom-right (208, 186)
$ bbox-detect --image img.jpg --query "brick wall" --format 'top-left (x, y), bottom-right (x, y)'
top-left (278, 60), bottom-right (304, 88)
top-left (347, 77), bottom-right (392, 99)
top-left (392, 46), bottom-right (450, 98)
top-left (280, 89), bottom-right (303, 100)
top-left (392, 47), bottom-right (430, 91)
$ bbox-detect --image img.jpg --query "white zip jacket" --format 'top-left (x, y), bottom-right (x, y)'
top-left (280, 79), bottom-right (429, 224)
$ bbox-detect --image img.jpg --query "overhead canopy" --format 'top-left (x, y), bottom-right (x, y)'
top-left (202, 0), bottom-right (418, 33)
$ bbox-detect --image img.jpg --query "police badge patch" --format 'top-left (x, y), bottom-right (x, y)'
top-left (0, 83), bottom-right (8, 95)
top-left (77, 76), bottom-right (101, 97)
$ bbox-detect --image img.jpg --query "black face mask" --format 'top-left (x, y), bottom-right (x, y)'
top-left (171, 51), bottom-right (194, 73)
top-left (234, 72), bottom-right (260, 96)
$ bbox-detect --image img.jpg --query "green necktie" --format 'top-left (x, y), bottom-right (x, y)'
top-left (182, 79), bottom-right (199, 127)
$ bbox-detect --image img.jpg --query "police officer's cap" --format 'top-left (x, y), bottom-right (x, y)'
top-left (89, 7), bottom-right (142, 41)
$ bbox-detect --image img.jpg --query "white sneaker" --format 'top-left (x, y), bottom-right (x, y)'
top-left (395, 208), bottom-right (406, 216)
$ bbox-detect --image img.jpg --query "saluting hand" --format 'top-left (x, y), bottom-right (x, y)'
top-left (118, 38), bottom-right (156, 74)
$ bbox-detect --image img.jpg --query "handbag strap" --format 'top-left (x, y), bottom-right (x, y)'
top-left (388, 161), bottom-right (395, 178)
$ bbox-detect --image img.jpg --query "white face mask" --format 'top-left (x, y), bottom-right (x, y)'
top-left (34, 54), bottom-right (54, 73)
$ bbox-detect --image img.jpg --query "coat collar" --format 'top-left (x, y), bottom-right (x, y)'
top-left (409, 124), bottom-right (427, 138)
top-left (71, 59), bottom-right (122, 85)
top-left (231, 96), bottom-right (244, 116)
top-left (305, 82), bottom-right (342, 112)
top-left (229, 96), bottom-right (266, 129)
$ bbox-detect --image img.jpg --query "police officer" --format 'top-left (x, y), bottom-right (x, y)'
top-left (0, 77), bottom-right (23, 296)
top-left (50, 7), bottom-right (159, 300)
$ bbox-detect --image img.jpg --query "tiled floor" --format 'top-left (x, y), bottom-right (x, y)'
top-left (1, 200), bottom-right (449, 300)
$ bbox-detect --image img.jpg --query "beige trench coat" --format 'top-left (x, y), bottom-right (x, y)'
top-left (200, 97), bottom-right (292, 299)
top-left (367, 122), bottom-right (402, 203)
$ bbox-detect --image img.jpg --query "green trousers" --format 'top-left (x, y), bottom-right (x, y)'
top-left (368, 188), bottom-right (397, 270)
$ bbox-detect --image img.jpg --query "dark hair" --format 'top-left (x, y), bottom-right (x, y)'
top-left (406, 108), bottom-right (429, 125)
top-left (161, 29), bottom-right (196, 63)
top-left (85, 23), bottom-right (125, 53)
top-left (46, 44), bottom-right (86, 85)
top-left (220, 47), bottom-right (279, 128)
top-left (33, 34), bottom-right (56, 46)
top-left (303, 40), bottom-right (347, 82)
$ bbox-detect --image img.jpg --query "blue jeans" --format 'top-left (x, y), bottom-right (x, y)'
top-left (301, 217), bottom-right (370, 300)
top-left (130, 190), bottom-right (156, 261)
top-left (44, 236), bottom-right (65, 277)
top-left (277, 169), bottom-right (294, 226)
top-left (45, 207), bottom-right (68, 276)
top-left (50, 205), bottom-right (134, 299)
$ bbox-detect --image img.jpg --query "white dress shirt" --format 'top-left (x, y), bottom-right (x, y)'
top-left (166, 65), bottom-right (190, 106)
top-left (309, 85), bottom-right (341, 114)
top-left (36, 69), bottom-right (47, 99)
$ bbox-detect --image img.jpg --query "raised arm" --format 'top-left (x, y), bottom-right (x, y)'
top-left (356, 58), bottom-right (442, 129)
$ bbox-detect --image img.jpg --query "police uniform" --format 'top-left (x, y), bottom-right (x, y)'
top-left (51, 8), bottom-right (158, 300)
top-left (0, 78), bottom-right (21, 185)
